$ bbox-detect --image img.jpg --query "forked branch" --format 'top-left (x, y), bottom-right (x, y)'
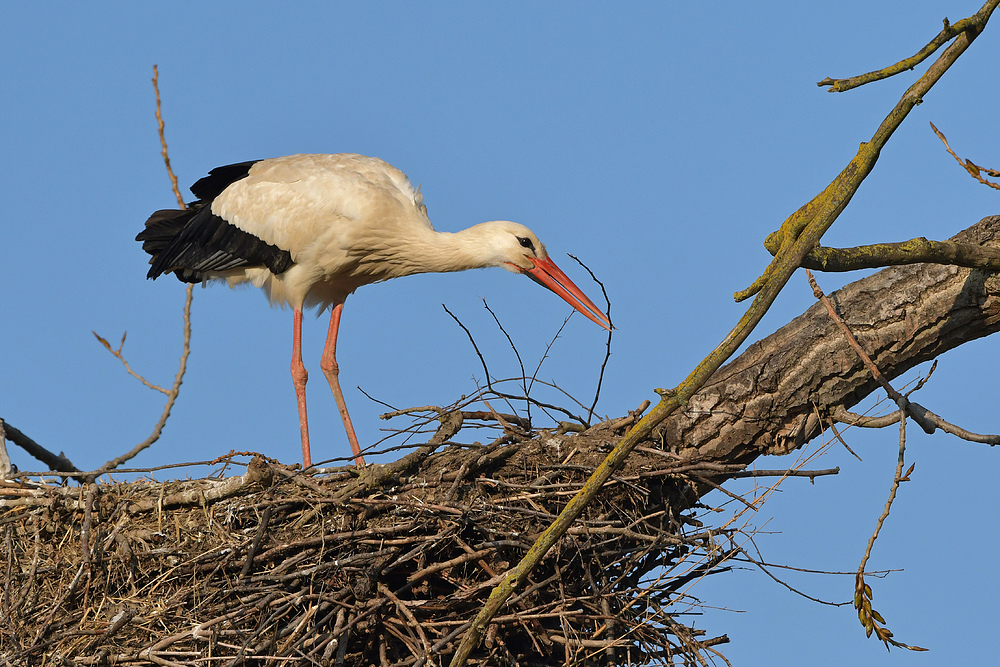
top-left (817, 4), bottom-right (997, 92)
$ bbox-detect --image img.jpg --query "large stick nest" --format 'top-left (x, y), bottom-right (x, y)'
top-left (0, 411), bottom-right (733, 667)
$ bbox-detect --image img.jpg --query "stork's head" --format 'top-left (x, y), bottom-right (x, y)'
top-left (480, 220), bottom-right (612, 331)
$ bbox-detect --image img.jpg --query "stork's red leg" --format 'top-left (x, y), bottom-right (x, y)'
top-left (291, 308), bottom-right (313, 467)
top-left (320, 303), bottom-right (366, 466)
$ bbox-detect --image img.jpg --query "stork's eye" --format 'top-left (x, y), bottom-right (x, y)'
top-left (517, 237), bottom-right (535, 251)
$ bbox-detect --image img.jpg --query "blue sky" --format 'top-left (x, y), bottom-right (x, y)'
top-left (2, 2), bottom-right (998, 664)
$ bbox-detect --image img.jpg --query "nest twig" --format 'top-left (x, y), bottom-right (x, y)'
top-left (1, 411), bottom-right (743, 666)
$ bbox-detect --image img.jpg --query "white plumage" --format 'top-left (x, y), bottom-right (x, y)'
top-left (138, 153), bottom-right (611, 467)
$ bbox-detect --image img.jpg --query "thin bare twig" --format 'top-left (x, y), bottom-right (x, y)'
top-left (567, 253), bottom-right (613, 426)
top-left (905, 359), bottom-right (938, 397)
top-left (442, 304), bottom-right (493, 386)
top-left (90, 66), bottom-right (194, 478)
top-left (854, 415), bottom-right (925, 650)
top-left (153, 65), bottom-right (185, 208)
top-left (92, 331), bottom-right (170, 394)
top-left (739, 539), bottom-right (850, 607)
top-left (930, 122), bottom-right (1000, 190)
top-left (441, 304), bottom-right (589, 424)
top-left (526, 314), bottom-right (571, 416)
top-left (482, 299), bottom-right (531, 424)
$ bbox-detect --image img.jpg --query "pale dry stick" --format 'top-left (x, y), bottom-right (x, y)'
top-left (142, 629), bottom-right (198, 667)
top-left (153, 65), bottom-right (184, 207)
top-left (91, 66), bottom-right (194, 478)
top-left (0, 421), bottom-right (9, 478)
top-left (92, 285), bottom-right (192, 478)
top-left (906, 359), bottom-right (938, 397)
top-left (481, 399), bottom-right (527, 437)
top-left (833, 408), bottom-right (900, 429)
top-left (379, 583), bottom-right (433, 660)
top-left (92, 332), bottom-right (169, 394)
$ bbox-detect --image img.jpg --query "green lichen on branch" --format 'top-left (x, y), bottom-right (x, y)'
top-left (818, 7), bottom-right (996, 93)
top-left (764, 235), bottom-right (1000, 272)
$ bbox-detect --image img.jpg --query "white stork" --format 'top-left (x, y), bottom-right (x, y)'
top-left (137, 153), bottom-right (611, 468)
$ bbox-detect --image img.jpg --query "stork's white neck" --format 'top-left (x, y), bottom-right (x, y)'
top-left (353, 220), bottom-right (535, 279)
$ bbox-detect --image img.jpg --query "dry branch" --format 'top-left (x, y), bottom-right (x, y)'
top-left (87, 67), bottom-right (194, 479)
top-left (931, 121), bottom-right (1000, 190)
top-left (0, 420), bottom-right (81, 477)
top-left (805, 270), bottom-right (924, 650)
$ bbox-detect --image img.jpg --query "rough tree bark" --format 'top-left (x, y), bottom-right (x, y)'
top-left (661, 215), bottom-right (1000, 464)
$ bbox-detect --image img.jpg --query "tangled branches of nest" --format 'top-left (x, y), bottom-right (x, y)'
top-left (1, 408), bottom-right (735, 667)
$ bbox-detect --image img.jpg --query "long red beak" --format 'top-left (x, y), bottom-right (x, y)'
top-left (519, 256), bottom-right (612, 331)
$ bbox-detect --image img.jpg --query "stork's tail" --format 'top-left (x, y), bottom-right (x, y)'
top-left (136, 206), bottom-right (205, 282)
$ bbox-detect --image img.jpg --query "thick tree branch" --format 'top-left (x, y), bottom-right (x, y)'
top-left (763, 235), bottom-right (1000, 272)
top-left (835, 405), bottom-right (1000, 444)
top-left (658, 216), bottom-right (1000, 464)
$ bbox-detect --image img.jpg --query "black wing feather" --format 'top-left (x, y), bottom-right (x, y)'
top-left (190, 160), bottom-right (260, 200)
top-left (136, 160), bottom-right (294, 283)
